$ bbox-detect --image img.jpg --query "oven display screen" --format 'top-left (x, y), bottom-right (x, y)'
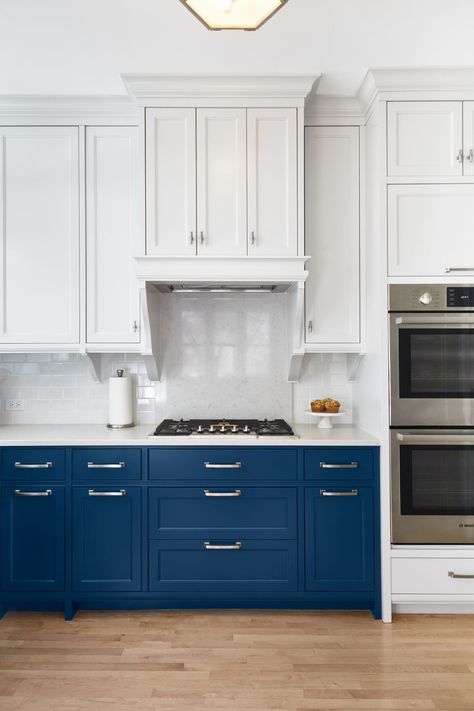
top-left (447, 287), bottom-right (474, 307)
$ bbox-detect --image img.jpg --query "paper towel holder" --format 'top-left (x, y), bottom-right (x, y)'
top-left (107, 369), bottom-right (135, 430)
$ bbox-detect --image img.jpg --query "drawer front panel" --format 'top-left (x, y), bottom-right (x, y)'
top-left (149, 539), bottom-right (297, 592)
top-left (1, 447), bottom-right (66, 482)
top-left (392, 557), bottom-right (474, 595)
top-left (304, 448), bottom-right (374, 481)
top-left (149, 487), bottom-right (297, 539)
top-left (72, 448), bottom-right (141, 481)
top-left (148, 448), bottom-right (297, 481)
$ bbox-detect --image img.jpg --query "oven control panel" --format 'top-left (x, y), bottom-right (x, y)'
top-left (389, 284), bottom-right (474, 311)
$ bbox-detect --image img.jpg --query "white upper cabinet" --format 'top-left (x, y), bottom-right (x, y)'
top-left (86, 126), bottom-right (140, 345)
top-left (196, 109), bottom-right (247, 256)
top-left (305, 126), bottom-right (360, 345)
top-left (387, 101), bottom-right (463, 178)
top-left (463, 102), bottom-right (474, 176)
top-left (247, 109), bottom-right (297, 256)
top-left (388, 184), bottom-right (474, 276)
top-left (146, 108), bottom-right (196, 255)
top-left (0, 127), bottom-right (80, 344)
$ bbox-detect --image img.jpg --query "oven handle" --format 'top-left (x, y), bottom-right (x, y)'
top-left (395, 315), bottom-right (474, 326)
top-left (397, 433), bottom-right (474, 445)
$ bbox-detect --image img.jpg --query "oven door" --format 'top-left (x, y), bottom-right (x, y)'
top-left (392, 430), bottom-right (474, 543)
top-left (390, 313), bottom-right (474, 426)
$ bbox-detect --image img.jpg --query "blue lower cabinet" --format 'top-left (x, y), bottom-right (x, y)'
top-left (1, 486), bottom-right (65, 592)
top-left (72, 487), bottom-right (142, 592)
top-left (305, 486), bottom-right (374, 592)
top-left (149, 540), bottom-right (298, 592)
top-left (149, 487), bottom-right (297, 539)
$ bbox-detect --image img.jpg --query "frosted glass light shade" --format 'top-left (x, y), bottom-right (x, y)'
top-left (180, 0), bottom-right (289, 30)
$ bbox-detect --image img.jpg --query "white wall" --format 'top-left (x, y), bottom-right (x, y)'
top-left (2, 0), bottom-right (474, 96)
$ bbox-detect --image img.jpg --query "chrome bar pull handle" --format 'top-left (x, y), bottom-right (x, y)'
top-left (200, 231), bottom-right (205, 245)
top-left (132, 320), bottom-right (138, 333)
top-left (250, 231), bottom-right (256, 246)
top-left (204, 541), bottom-right (242, 550)
top-left (203, 489), bottom-right (241, 497)
top-left (320, 489), bottom-right (358, 497)
top-left (320, 462), bottom-right (358, 469)
top-left (87, 462), bottom-right (125, 469)
top-left (204, 462), bottom-right (242, 469)
top-left (467, 149), bottom-right (474, 163)
top-left (456, 148), bottom-right (463, 163)
top-left (308, 320), bottom-right (313, 333)
top-left (14, 489), bottom-right (52, 497)
top-left (88, 489), bottom-right (126, 497)
top-left (448, 571), bottom-right (474, 579)
top-left (15, 461), bottom-right (52, 469)
top-left (444, 267), bottom-right (474, 273)
top-left (190, 231), bottom-right (195, 245)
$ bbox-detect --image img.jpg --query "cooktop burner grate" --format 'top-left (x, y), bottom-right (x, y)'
top-left (150, 418), bottom-right (294, 437)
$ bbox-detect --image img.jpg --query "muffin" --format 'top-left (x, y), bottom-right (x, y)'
top-left (310, 399), bottom-right (325, 413)
top-left (325, 398), bottom-right (341, 413)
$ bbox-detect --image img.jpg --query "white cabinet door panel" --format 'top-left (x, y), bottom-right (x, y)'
top-left (145, 108), bottom-right (196, 255)
top-left (196, 108), bottom-right (246, 256)
top-left (305, 127), bottom-right (360, 344)
top-left (388, 184), bottom-right (474, 276)
top-left (463, 102), bottom-right (474, 177)
top-left (387, 101), bottom-right (463, 177)
top-left (86, 127), bottom-right (140, 344)
top-left (0, 127), bottom-right (80, 344)
top-left (247, 109), bottom-right (297, 256)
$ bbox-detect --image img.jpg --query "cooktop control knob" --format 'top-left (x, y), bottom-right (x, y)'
top-left (419, 292), bottom-right (433, 306)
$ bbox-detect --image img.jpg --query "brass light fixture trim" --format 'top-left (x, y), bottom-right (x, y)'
top-left (179, 0), bottom-right (289, 31)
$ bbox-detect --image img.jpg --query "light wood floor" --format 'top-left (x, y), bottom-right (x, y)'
top-left (1, 610), bottom-right (474, 710)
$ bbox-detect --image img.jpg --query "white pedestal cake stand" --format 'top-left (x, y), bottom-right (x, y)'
top-left (304, 410), bottom-right (346, 429)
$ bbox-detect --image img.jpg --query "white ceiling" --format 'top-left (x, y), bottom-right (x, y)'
top-left (2, 0), bottom-right (474, 96)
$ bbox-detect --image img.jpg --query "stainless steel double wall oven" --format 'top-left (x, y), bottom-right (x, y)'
top-left (390, 284), bottom-right (474, 543)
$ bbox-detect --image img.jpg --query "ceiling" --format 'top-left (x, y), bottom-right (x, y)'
top-left (2, 0), bottom-right (474, 96)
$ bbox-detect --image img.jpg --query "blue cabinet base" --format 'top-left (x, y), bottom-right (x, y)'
top-left (0, 593), bottom-right (381, 620)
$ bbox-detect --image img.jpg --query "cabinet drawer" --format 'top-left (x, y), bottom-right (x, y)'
top-left (1, 447), bottom-right (66, 481)
top-left (149, 539), bottom-right (297, 592)
top-left (392, 557), bottom-right (474, 595)
top-left (304, 448), bottom-right (374, 481)
top-left (72, 448), bottom-right (141, 481)
top-left (148, 448), bottom-right (297, 481)
top-left (149, 487), bottom-right (296, 539)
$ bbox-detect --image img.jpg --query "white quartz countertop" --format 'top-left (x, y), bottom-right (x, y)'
top-left (0, 424), bottom-right (379, 447)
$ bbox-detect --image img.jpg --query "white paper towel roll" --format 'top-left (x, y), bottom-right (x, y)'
top-left (107, 369), bottom-right (134, 429)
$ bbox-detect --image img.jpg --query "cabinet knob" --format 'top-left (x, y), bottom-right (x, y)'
top-left (190, 231), bottom-right (195, 245)
top-left (132, 320), bottom-right (138, 333)
top-left (456, 148), bottom-right (464, 163)
top-left (200, 231), bottom-right (205, 245)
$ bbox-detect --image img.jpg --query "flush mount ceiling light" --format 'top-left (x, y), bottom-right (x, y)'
top-left (179, 0), bottom-right (289, 31)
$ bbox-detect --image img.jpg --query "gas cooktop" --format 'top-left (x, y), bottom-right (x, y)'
top-left (149, 418), bottom-right (295, 437)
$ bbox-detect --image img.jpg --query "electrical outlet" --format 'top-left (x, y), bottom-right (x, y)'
top-left (6, 399), bottom-right (24, 411)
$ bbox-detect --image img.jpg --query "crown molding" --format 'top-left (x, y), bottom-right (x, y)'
top-left (0, 95), bottom-right (138, 125)
top-left (369, 66), bottom-right (474, 94)
top-left (122, 74), bottom-right (320, 107)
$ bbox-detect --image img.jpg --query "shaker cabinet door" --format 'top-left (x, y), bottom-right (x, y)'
top-left (387, 101), bottom-right (463, 178)
top-left (86, 126), bottom-right (140, 344)
top-left (0, 127), bottom-right (80, 344)
top-left (305, 486), bottom-right (374, 592)
top-left (247, 108), bottom-right (297, 256)
top-left (388, 184), bottom-right (474, 276)
top-left (145, 108), bottom-right (196, 255)
top-left (196, 108), bottom-right (247, 256)
top-left (304, 126), bottom-right (360, 344)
